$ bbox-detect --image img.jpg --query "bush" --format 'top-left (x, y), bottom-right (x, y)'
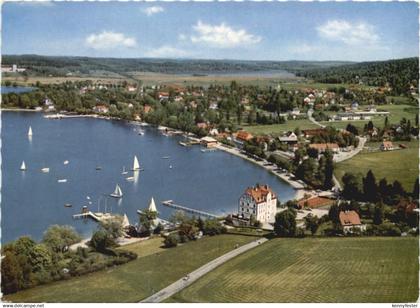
top-left (202, 219), bottom-right (227, 236)
top-left (164, 233), bottom-right (179, 248)
top-left (89, 230), bottom-right (116, 253)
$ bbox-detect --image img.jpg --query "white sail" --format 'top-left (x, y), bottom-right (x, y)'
top-left (28, 126), bottom-right (33, 136)
top-left (148, 197), bottom-right (157, 213)
top-left (20, 161), bottom-right (26, 171)
top-left (133, 155), bottom-right (140, 171)
top-left (111, 184), bottom-right (123, 198)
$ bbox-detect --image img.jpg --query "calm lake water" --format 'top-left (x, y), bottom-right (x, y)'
top-left (1, 112), bottom-right (295, 243)
top-left (1, 86), bottom-right (36, 94)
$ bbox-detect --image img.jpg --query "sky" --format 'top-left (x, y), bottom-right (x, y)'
top-left (2, 1), bottom-right (419, 62)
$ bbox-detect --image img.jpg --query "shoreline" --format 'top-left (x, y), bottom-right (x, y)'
top-left (215, 144), bottom-right (310, 200)
top-left (8, 109), bottom-right (310, 200)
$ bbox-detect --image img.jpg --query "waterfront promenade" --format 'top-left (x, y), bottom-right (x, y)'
top-left (215, 144), bottom-right (307, 199)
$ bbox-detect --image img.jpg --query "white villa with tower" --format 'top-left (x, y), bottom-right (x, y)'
top-left (238, 184), bottom-right (277, 224)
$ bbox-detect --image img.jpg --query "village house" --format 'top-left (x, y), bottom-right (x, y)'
top-left (200, 136), bottom-right (218, 148)
top-left (380, 140), bottom-right (394, 151)
top-left (209, 128), bottom-right (219, 136)
top-left (209, 102), bottom-right (218, 110)
top-left (278, 132), bottom-right (298, 144)
top-left (302, 128), bottom-right (327, 138)
top-left (235, 131), bottom-right (253, 143)
top-left (309, 143), bottom-right (340, 153)
top-left (143, 105), bottom-right (152, 114)
top-left (158, 92), bottom-right (169, 100)
top-left (93, 105), bottom-right (109, 114)
top-left (238, 184), bottom-right (277, 224)
top-left (339, 210), bottom-right (366, 234)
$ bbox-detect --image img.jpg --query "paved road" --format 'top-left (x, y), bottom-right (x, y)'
top-left (334, 136), bottom-right (366, 163)
top-left (307, 109), bottom-right (326, 128)
top-left (141, 237), bottom-right (268, 303)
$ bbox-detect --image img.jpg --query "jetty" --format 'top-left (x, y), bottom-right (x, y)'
top-left (161, 200), bottom-right (221, 219)
top-left (72, 211), bottom-right (117, 222)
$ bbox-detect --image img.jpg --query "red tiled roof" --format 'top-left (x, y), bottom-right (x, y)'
top-left (309, 143), bottom-right (339, 151)
top-left (245, 185), bottom-right (276, 204)
top-left (339, 211), bottom-right (362, 226)
top-left (297, 196), bottom-right (335, 209)
top-left (236, 131), bottom-right (253, 141)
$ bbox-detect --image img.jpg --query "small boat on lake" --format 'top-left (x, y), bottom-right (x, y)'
top-left (58, 179), bottom-right (67, 183)
top-left (121, 166), bottom-right (128, 175)
top-left (169, 165), bottom-right (173, 169)
top-left (162, 156), bottom-right (170, 159)
top-left (110, 184), bottom-right (123, 198)
top-left (27, 126), bottom-right (33, 137)
top-left (179, 141), bottom-right (190, 147)
top-left (41, 167), bottom-right (50, 173)
top-left (64, 203), bottom-right (72, 208)
top-left (63, 160), bottom-right (69, 165)
top-left (20, 161), bottom-right (27, 171)
top-left (126, 176), bottom-right (135, 182)
top-left (96, 166), bottom-right (102, 170)
top-left (132, 155), bottom-right (141, 171)
top-left (138, 129), bottom-right (145, 136)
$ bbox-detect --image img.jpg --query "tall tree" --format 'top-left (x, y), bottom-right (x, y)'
top-left (323, 150), bottom-right (334, 189)
top-left (274, 209), bottom-right (297, 237)
top-left (363, 170), bottom-right (379, 202)
top-left (342, 173), bottom-right (362, 200)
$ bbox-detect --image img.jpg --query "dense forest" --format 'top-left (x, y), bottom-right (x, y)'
top-left (296, 57), bottom-right (419, 96)
top-left (2, 54), bottom-right (351, 76)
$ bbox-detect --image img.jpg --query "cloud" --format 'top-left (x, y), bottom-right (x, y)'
top-left (317, 20), bottom-right (380, 46)
top-left (85, 31), bottom-right (137, 50)
top-left (190, 20), bottom-right (261, 48)
top-left (144, 46), bottom-right (189, 58)
top-left (142, 6), bottom-right (164, 16)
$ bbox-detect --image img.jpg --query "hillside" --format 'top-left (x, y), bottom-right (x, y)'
top-left (2, 54), bottom-right (351, 77)
top-left (296, 57), bottom-right (419, 96)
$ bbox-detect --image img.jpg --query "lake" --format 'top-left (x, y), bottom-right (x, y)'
top-left (1, 112), bottom-right (295, 243)
top-left (1, 86), bottom-right (36, 94)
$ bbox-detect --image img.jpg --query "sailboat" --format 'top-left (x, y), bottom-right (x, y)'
top-left (110, 184), bottom-right (123, 198)
top-left (20, 161), bottom-right (26, 171)
top-left (121, 166), bottom-right (128, 175)
top-left (41, 167), bottom-right (50, 173)
top-left (132, 155), bottom-right (143, 171)
top-left (27, 126), bottom-right (33, 137)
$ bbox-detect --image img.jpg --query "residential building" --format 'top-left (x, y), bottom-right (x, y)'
top-left (93, 105), bottom-right (109, 114)
top-left (200, 136), bottom-right (218, 148)
top-left (339, 210), bottom-right (366, 234)
top-left (236, 131), bottom-right (253, 142)
top-left (309, 143), bottom-right (340, 153)
top-left (238, 184), bottom-right (277, 224)
top-left (380, 140), bottom-right (394, 151)
top-left (278, 132), bottom-right (298, 144)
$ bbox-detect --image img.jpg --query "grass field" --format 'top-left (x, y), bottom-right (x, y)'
top-left (243, 119), bottom-right (319, 135)
top-left (321, 104), bottom-right (418, 130)
top-left (4, 234), bottom-right (258, 303)
top-left (335, 140), bottom-right (419, 190)
top-left (169, 237), bottom-right (419, 303)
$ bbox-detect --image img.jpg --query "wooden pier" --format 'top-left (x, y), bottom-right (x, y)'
top-left (72, 211), bottom-right (115, 222)
top-left (161, 200), bottom-right (220, 219)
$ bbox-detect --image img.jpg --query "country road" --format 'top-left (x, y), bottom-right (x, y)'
top-left (141, 237), bottom-right (268, 303)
